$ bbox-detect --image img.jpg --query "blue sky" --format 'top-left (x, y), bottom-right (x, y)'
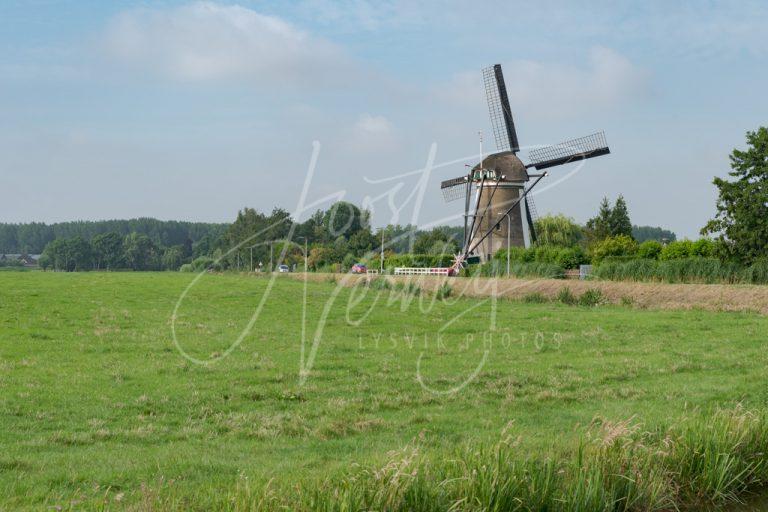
top-left (1, 1), bottom-right (767, 238)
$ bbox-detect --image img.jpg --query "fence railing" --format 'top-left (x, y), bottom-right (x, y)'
top-left (394, 267), bottom-right (451, 276)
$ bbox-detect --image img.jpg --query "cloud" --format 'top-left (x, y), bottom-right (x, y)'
top-left (102, 2), bottom-right (350, 84)
top-left (355, 113), bottom-right (392, 134)
top-left (436, 47), bottom-right (650, 120)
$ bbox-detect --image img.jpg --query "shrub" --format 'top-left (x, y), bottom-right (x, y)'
top-left (179, 263), bottom-right (193, 273)
top-left (557, 287), bottom-right (577, 305)
top-left (637, 240), bottom-right (663, 260)
top-left (369, 278), bottom-right (391, 290)
top-left (522, 292), bottom-right (548, 303)
top-left (691, 238), bottom-right (715, 257)
top-left (435, 282), bottom-right (452, 300)
top-left (660, 240), bottom-right (694, 260)
top-left (578, 288), bottom-right (605, 306)
top-left (590, 235), bottom-right (638, 264)
top-left (554, 246), bottom-right (587, 269)
top-left (191, 256), bottom-right (222, 271)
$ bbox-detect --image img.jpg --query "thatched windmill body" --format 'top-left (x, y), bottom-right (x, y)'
top-left (441, 64), bottom-right (611, 268)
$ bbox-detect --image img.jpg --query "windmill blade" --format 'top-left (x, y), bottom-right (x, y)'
top-left (524, 196), bottom-right (537, 244)
top-left (527, 131), bottom-right (610, 170)
top-left (440, 176), bottom-right (469, 202)
top-left (482, 64), bottom-right (520, 153)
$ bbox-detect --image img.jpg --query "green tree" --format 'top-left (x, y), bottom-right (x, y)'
top-left (323, 202), bottom-right (367, 239)
top-left (609, 195), bottom-right (633, 238)
top-left (533, 214), bottom-right (583, 247)
top-left (348, 229), bottom-right (376, 256)
top-left (66, 237), bottom-right (93, 271)
top-left (162, 245), bottom-right (186, 270)
top-left (702, 127), bottom-right (768, 264)
top-left (123, 233), bottom-right (160, 271)
top-left (632, 225), bottom-right (677, 243)
top-left (585, 197), bottom-right (613, 242)
top-left (413, 228), bottom-right (459, 255)
top-left (92, 232), bottom-right (124, 270)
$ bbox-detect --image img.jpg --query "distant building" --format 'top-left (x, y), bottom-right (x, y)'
top-left (0, 254), bottom-right (40, 267)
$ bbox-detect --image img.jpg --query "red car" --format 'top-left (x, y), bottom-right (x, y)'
top-left (350, 263), bottom-right (367, 274)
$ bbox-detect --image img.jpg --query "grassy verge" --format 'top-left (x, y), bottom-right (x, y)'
top-left (120, 408), bottom-right (768, 511)
top-left (1, 272), bottom-right (767, 510)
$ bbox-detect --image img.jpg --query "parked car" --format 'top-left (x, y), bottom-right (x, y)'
top-left (277, 264), bottom-right (290, 273)
top-left (350, 263), bottom-right (367, 274)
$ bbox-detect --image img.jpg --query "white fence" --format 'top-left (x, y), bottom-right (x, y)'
top-left (394, 267), bottom-right (452, 276)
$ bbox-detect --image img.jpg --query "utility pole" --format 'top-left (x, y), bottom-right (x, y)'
top-left (499, 212), bottom-right (511, 277)
top-left (298, 237), bottom-right (308, 272)
top-left (380, 229), bottom-right (385, 273)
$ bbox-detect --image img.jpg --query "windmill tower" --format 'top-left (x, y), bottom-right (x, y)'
top-left (440, 64), bottom-right (611, 268)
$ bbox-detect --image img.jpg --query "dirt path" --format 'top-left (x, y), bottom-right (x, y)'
top-left (287, 273), bottom-right (768, 315)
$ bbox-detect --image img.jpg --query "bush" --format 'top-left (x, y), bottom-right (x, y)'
top-left (435, 282), bottom-right (452, 300)
top-left (179, 263), bottom-right (193, 272)
top-left (637, 240), bottom-right (663, 260)
top-left (691, 238), bottom-right (715, 257)
top-left (557, 287), bottom-right (577, 305)
top-left (191, 256), bottom-right (221, 271)
top-left (590, 235), bottom-right (638, 264)
top-left (554, 246), bottom-right (587, 269)
top-left (578, 288), bottom-right (605, 306)
top-left (522, 292), bottom-right (548, 303)
top-left (660, 240), bottom-right (694, 260)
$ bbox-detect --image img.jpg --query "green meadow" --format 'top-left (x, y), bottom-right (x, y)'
top-left (1, 272), bottom-right (767, 510)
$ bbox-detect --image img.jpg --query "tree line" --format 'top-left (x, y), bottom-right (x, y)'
top-left (0, 218), bottom-right (228, 254)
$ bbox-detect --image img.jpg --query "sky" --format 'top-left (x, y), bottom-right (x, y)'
top-left (1, 0), bottom-right (767, 238)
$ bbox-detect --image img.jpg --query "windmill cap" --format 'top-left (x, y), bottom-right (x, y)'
top-left (472, 151), bottom-right (529, 182)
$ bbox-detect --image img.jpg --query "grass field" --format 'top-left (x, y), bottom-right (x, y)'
top-left (1, 271), bottom-right (767, 510)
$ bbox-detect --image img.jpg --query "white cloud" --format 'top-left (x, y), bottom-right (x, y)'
top-left (102, 2), bottom-right (350, 84)
top-left (436, 47), bottom-right (649, 120)
top-left (355, 113), bottom-right (392, 134)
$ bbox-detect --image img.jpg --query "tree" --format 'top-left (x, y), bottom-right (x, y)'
top-left (323, 202), bottom-right (367, 239)
top-left (348, 229), bottom-right (376, 256)
top-left (702, 127), bottom-right (768, 264)
top-left (66, 237), bottom-right (93, 271)
top-left (533, 214), bottom-right (583, 247)
top-left (609, 195), bottom-right (633, 238)
top-left (585, 197), bottom-right (613, 242)
top-left (413, 228), bottom-right (459, 254)
top-left (162, 245), bottom-right (186, 270)
top-left (632, 226), bottom-right (677, 243)
top-left (92, 232), bottom-right (124, 270)
top-left (123, 233), bottom-right (160, 270)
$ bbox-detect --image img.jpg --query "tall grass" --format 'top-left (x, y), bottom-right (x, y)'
top-left (153, 407), bottom-right (768, 511)
top-left (594, 257), bottom-right (768, 285)
top-left (475, 261), bottom-right (566, 279)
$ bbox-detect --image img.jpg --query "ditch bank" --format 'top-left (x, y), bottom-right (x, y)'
top-left (287, 273), bottom-right (768, 315)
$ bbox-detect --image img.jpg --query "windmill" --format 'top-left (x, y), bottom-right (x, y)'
top-left (440, 63), bottom-right (611, 271)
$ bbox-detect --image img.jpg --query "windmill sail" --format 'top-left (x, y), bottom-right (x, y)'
top-left (528, 132), bottom-right (610, 170)
top-left (440, 176), bottom-right (468, 202)
top-left (483, 64), bottom-right (520, 153)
